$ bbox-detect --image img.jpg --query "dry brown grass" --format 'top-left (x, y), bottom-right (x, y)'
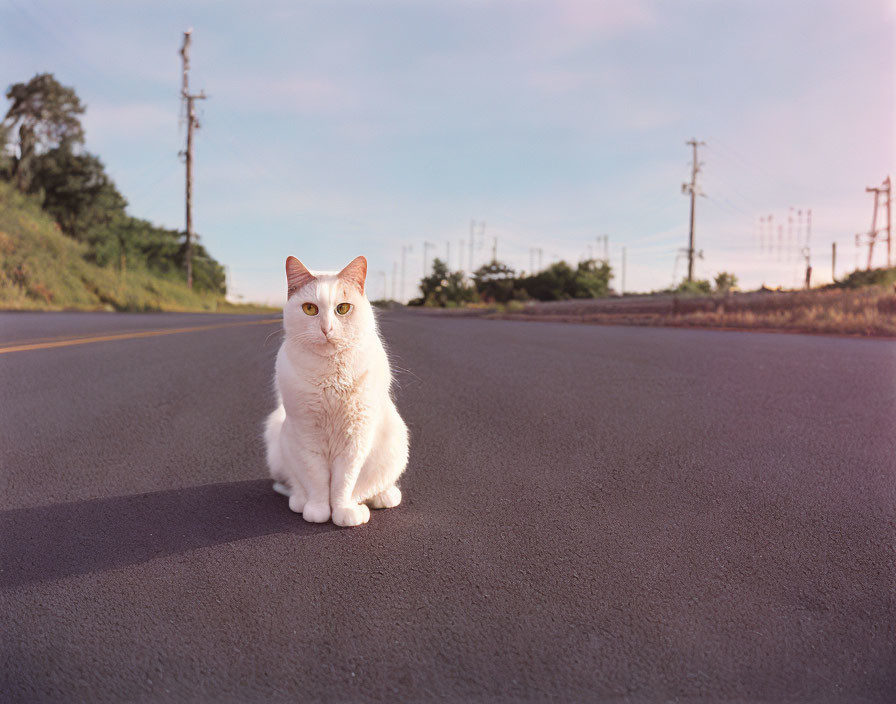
top-left (457, 288), bottom-right (896, 337)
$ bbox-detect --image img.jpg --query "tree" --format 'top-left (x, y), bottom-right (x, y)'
top-left (714, 271), bottom-right (738, 293)
top-left (2, 74), bottom-right (85, 191)
top-left (518, 259), bottom-right (612, 301)
top-left (675, 278), bottom-right (712, 295)
top-left (572, 258), bottom-right (612, 298)
top-left (418, 258), bottom-right (476, 306)
top-left (473, 259), bottom-right (518, 303)
top-left (28, 146), bottom-right (126, 246)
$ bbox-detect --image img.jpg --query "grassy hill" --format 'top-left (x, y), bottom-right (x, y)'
top-left (0, 181), bottom-right (273, 313)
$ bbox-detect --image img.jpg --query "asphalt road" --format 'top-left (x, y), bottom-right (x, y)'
top-left (1, 310), bottom-right (894, 702)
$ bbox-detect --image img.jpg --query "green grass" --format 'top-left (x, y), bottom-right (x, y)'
top-left (0, 182), bottom-right (277, 313)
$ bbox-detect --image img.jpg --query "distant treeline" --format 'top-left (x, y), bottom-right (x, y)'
top-left (0, 73), bottom-right (224, 293)
top-left (410, 257), bottom-right (744, 307)
top-left (411, 257), bottom-right (614, 306)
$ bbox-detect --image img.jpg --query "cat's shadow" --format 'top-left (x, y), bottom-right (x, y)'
top-left (0, 479), bottom-right (334, 589)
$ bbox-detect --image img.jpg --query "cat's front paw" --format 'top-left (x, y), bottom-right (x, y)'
top-left (302, 502), bottom-right (331, 523)
top-left (367, 486), bottom-right (402, 509)
top-left (332, 503), bottom-right (370, 527)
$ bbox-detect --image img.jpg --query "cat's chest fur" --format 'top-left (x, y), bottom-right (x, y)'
top-left (279, 347), bottom-right (369, 450)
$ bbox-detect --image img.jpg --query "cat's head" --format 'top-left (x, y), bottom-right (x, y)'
top-left (282, 255), bottom-right (375, 354)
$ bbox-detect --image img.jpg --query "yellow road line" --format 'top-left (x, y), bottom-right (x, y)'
top-left (0, 318), bottom-right (281, 356)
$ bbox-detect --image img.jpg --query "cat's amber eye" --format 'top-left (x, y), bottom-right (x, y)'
top-left (301, 302), bottom-right (319, 316)
top-left (335, 302), bottom-right (352, 316)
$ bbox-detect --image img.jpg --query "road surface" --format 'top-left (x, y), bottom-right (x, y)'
top-left (1, 310), bottom-right (894, 702)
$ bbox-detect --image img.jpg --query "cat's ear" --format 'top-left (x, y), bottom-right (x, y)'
top-left (338, 255), bottom-right (367, 294)
top-left (286, 256), bottom-right (316, 298)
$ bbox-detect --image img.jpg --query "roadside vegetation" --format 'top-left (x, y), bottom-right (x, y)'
top-left (409, 256), bottom-right (614, 307)
top-left (489, 285), bottom-right (896, 337)
top-left (0, 181), bottom-right (271, 312)
top-left (405, 251), bottom-right (895, 338)
top-left (0, 73), bottom-right (266, 312)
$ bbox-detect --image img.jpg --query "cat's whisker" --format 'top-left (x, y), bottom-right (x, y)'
top-left (263, 327), bottom-right (285, 346)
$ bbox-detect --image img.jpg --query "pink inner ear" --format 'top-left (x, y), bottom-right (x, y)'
top-left (286, 256), bottom-right (315, 297)
top-left (338, 256), bottom-right (367, 294)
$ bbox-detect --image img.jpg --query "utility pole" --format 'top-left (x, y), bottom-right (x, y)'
top-left (423, 241), bottom-right (436, 276)
top-left (179, 29), bottom-right (206, 289)
top-left (378, 271), bottom-right (387, 301)
top-left (469, 221), bottom-right (475, 274)
top-left (621, 246), bottom-right (626, 295)
top-left (863, 177), bottom-right (891, 269)
top-left (802, 247), bottom-right (812, 289)
top-left (595, 235), bottom-right (609, 262)
top-left (400, 244), bottom-right (412, 303)
top-left (681, 139), bottom-right (705, 281)
top-left (392, 262), bottom-right (398, 301)
top-left (887, 177), bottom-right (892, 267)
top-left (806, 209), bottom-right (812, 251)
top-left (491, 237), bottom-right (497, 262)
top-left (865, 184), bottom-right (881, 270)
top-left (788, 207), bottom-right (795, 262)
top-left (863, 176), bottom-right (893, 267)
top-left (537, 248), bottom-right (543, 270)
top-left (831, 242), bottom-right (837, 282)
top-left (445, 241), bottom-right (450, 269)
top-left (468, 220), bottom-right (485, 272)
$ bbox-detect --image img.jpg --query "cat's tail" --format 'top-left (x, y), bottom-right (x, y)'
top-left (264, 404), bottom-right (289, 493)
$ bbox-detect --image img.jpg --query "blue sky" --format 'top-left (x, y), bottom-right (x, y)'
top-left (2, 0), bottom-right (894, 302)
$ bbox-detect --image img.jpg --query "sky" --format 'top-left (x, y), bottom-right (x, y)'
top-left (2, 0), bottom-right (894, 303)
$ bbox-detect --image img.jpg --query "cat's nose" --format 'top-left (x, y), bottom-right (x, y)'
top-left (321, 323), bottom-right (333, 337)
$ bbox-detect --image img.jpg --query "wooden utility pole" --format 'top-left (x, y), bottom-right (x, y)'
top-left (887, 177), bottom-right (892, 267)
top-left (401, 244), bottom-right (412, 302)
top-left (863, 176), bottom-right (891, 269)
top-left (865, 185), bottom-right (880, 270)
top-left (180, 29), bottom-right (206, 289)
top-left (469, 221), bottom-right (475, 274)
top-left (802, 247), bottom-right (812, 289)
top-left (423, 241), bottom-right (435, 276)
top-left (682, 139), bottom-right (705, 281)
top-left (621, 246), bottom-right (626, 295)
top-left (831, 242), bottom-right (837, 282)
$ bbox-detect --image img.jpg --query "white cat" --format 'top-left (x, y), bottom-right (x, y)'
top-left (264, 255), bottom-right (409, 527)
